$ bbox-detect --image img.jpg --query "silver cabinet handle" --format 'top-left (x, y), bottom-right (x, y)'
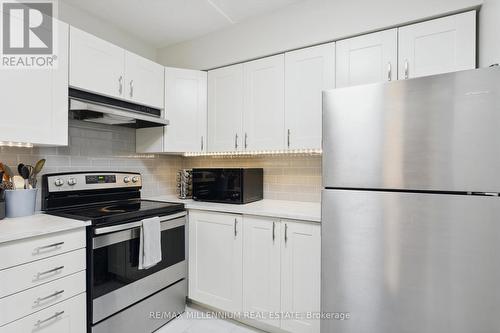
top-left (34, 266), bottom-right (64, 279)
top-left (35, 311), bottom-right (64, 327)
top-left (34, 290), bottom-right (64, 304)
top-left (129, 80), bottom-right (134, 98)
top-left (244, 133), bottom-right (248, 149)
top-left (287, 129), bottom-right (291, 148)
top-left (272, 221), bottom-right (275, 241)
top-left (284, 223), bottom-right (288, 243)
top-left (34, 242), bottom-right (64, 253)
top-left (404, 59), bottom-right (409, 79)
top-left (201, 136), bottom-right (204, 151)
top-left (387, 62), bottom-right (392, 81)
top-left (234, 218), bottom-right (238, 237)
top-left (118, 76), bottom-right (123, 94)
top-left (234, 133), bottom-right (238, 149)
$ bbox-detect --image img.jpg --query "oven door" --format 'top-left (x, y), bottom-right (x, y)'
top-left (90, 212), bottom-right (187, 324)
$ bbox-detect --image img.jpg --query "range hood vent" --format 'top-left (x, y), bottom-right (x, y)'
top-left (69, 88), bottom-right (169, 129)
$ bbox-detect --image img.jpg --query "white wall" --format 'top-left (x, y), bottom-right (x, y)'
top-left (157, 0), bottom-right (499, 70)
top-left (58, 1), bottom-right (157, 60)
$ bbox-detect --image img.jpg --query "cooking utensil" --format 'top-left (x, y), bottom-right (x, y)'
top-left (12, 175), bottom-right (24, 190)
top-left (30, 159), bottom-right (45, 188)
top-left (20, 165), bottom-right (30, 189)
top-left (17, 163), bottom-right (24, 176)
top-left (0, 163), bottom-right (13, 182)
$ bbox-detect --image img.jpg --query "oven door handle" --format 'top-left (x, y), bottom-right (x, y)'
top-left (94, 211), bottom-right (187, 235)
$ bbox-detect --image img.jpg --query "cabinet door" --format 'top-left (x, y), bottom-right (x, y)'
top-left (243, 216), bottom-right (281, 328)
top-left (124, 51), bottom-right (165, 108)
top-left (285, 43), bottom-right (335, 150)
top-left (69, 26), bottom-right (125, 99)
top-left (281, 220), bottom-right (321, 333)
top-left (0, 21), bottom-right (68, 146)
top-left (336, 29), bottom-right (397, 87)
top-left (188, 211), bottom-right (243, 312)
top-left (243, 55), bottom-right (285, 151)
top-left (208, 64), bottom-right (244, 152)
top-left (398, 11), bottom-right (476, 79)
top-left (164, 68), bottom-right (207, 153)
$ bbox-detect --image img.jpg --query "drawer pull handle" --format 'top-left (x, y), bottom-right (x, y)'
top-left (34, 242), bottom-right (64, 253)
top-left (35, 311), bottom-right (64, 327)
top-left (35, 266), bottom-right (64, 279)
top-left (34, 290), bottom-right (64, 304)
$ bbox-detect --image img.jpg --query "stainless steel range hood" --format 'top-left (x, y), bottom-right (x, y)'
top-left (69, 88), bottom-right (169, 128)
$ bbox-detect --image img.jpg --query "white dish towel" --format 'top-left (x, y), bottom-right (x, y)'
top-left (138, 216), bottom-right (162, 270)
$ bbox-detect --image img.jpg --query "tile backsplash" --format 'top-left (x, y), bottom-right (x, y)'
top-left (0, 121), bottom-right (322, 209)
top-left (183, 155), bottom-right (322, 202)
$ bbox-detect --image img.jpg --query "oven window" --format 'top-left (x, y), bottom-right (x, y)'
top-left (92, 225), bottom-right (185, 299)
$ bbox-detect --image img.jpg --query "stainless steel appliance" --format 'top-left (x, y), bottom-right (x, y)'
top-left (176, 169), bottom-right (192, 199)
top-left (192, 168), bottom-right (263, 204)
top-left (42, 171), bottom-right (186, 333)
top-left (321, 67), bottom-right (500, 333)
top-left (69, 88), bottom-right (169, 128)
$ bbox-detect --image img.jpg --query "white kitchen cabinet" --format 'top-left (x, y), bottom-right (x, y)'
top-left (281, 220), bottom-right (321, 333)
top-left (0, 21), bottom-right (68, 146)
top-left (1, 293), bottom-right (86, 333)
top-left (398, 11), bottom-right (476, 79)
top-left (69, 26), bottom-right (125, 100)
top-left (188, 210), bottom-right (243, 312)
top-left (70, 27), bottom-right (164, 108)
top-left (285, 43), bottom-right (335, 150)
top-left (124, 51), bottom-right (164, 108)
top-left (207, 64), bottom-right (244, 152)
top-left (243, 55), bottom-right (285, 151)
top-left (336, 29), bottom-right (397, 87)
top-left (164, 68), bottom-right (207, 153)
top-left (243, 216), bottom-right (281, 328)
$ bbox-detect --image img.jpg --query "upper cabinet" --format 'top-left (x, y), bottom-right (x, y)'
top-left (336, 29), bottom-right (397, 87)
top-left (243, 55), bottom-right (285, 151)
top-left (208, 64), bottom-right (244, 152)
top-left (398, 11), bottom-right (476, 79)
top-left (164, 68), bottom-right (207, 153)
top-left (136, 67), bottom-right (208, 153)
top-left (69, 27), bottom-right (124, 100)
top-left (124, 52), bottom-right (165, 109)
top-left (285, 43), bottom-right (335, 150)
top-left (0, 21), bottom-right (69, 146)
top-left (69, 27), bottom-right (164, 109)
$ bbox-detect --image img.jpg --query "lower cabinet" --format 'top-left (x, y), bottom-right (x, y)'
top-left (188, 211), bottom-right (321, 333)
top-left (188, 210), bottom-right (243, 313)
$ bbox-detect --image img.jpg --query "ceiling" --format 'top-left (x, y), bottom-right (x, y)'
top-left (62, 0), bottom-right (303, 48)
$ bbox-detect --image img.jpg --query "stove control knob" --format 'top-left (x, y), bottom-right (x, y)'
top-left (54, 178), bottom-right (64, 187)
top-left (123, 176), bottom-right (131, 183)
top-left (132, 176), bottom-right (140, 183)
top-left (67, 178), bottom-right (77, 186)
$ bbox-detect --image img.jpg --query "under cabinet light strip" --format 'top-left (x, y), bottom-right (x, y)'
top-left (184, 149), bottom-right (322, 157)
top-left (0, 141), bottom-right (33, 148)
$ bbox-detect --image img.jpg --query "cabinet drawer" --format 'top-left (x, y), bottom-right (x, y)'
top-left (0, 271), bottom-right (86, 326)
top-left (0, 228), bottom-right (86, 270)
top-left (0, 248), bottom-right (86, 298)
top-left (1, 292), bottom-right (86, 333)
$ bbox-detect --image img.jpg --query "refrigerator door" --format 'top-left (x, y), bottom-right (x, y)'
top-left (321, 189), bottom-right (500, 333)
top-left (322, 67), bottom-right (500, 192)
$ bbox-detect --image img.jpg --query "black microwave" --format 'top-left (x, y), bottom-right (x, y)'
top-left (192, 168), bottom-right (263, 204)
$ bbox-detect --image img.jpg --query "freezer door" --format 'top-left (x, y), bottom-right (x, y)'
top-left (321, 189), bottom-right (500, 333)
top-left (322, 67), bottom-right (500, 192)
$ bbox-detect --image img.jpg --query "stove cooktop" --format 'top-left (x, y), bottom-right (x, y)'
top-left (48, 199), bottom-right (185, 227)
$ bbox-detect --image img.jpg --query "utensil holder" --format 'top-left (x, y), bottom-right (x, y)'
top-left (5, 189), bottom-right (38, 218)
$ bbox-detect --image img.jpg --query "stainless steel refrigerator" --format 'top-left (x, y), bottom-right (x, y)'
top-left (321, 67), bottom-right (500, 333)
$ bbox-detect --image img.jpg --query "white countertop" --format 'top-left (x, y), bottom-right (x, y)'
top-left (0, 213), bottom-right (90, 244)
top-left (146, 195), bottom-right (321, 223)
